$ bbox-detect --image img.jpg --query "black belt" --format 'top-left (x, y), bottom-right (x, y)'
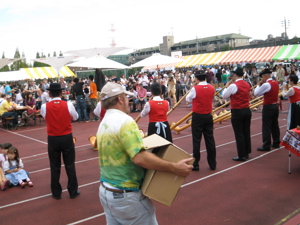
top-left (101, 182), bottom-right (134, 193)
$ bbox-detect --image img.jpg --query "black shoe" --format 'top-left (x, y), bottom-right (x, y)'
top-left (52, 195), bottom-right (61, 200)
top-left (271, 144), bottom-right (280, 149)
top-left (209, 162), bottom-right (217, 170)
top-left (257, 147), bottom-right (270, 151)
top-left (245, 155), bottom-right (249, 159)
top-left (192, 165), bottom-right (199, 171)
top-left (232, 157), bottom-right (247, 161)
top-left (70, 190), bottom-right (80, 199)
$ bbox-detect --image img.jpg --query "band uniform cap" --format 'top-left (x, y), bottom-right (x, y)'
top-left (47, 83), bottom-right (64, 91)
top-left (230, 67), bottom-right (244, 76)
top-left (259, 68), bottom-right (272, 77)
top-left (6, 95), bottom-right (12, 99)
top-left (194, 70), bottom-right (206, 79)
top-left (100, 82), bottom-right (133, 100)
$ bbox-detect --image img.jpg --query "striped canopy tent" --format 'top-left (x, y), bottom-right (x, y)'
top-left (218, 46), bottom-right (281, 65)
top-left (175, 52), bottom-right (228, 68)
top-left (142, 56), bottom-right (186, 71)
top-left (20, 66), bottom-right (75, 80)
top-left (272, 44), bottom-right (300, 61)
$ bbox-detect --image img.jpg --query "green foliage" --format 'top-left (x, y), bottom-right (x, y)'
top-left (0, 52), bottom-right (10, 72)
top-left (53, 51), bottom-right (57, 57)
top-left (10, 48), bottom-right (22, 71)
top-left (59, 51), bottom-right (63, 56)
top-left (220, 44), bottom-right (234, 51)
top-left (33, 52), bottom-right (49, 67)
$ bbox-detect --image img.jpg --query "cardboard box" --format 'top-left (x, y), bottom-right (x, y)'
top-left (141, 134), bottom-right (193, 206)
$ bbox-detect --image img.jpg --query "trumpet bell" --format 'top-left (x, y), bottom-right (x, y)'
top-left (88, 135), bottom-right (98, 150)
top-left (186, 118), bottom-right (192, 124)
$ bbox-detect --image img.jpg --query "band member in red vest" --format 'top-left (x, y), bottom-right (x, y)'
top-left (141, 82), bottom-right (172, 143)
top-left (186, 70), bottom-right (216, 171)
top-left (40, 83), bottom-right (80, 200)
top-left (282, 74), bottom-right (300, 129)
top-left (254, 69), bottom-right (280, 151)
top-left (223, 68), bottom-right (252, 161)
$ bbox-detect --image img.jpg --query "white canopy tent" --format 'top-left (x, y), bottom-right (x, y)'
top-left (64, 47), bottom-right (129, 58)
top-left (0, 58), bottom-right (24, 70)
top-left (130, 53), bottom-right (184, 68)
top-left (0, 70), bottom-right (28, 82)
top-left (67, 55), bottom-right (129, 69)
top-left (31, 55), bottom-right (79, 76)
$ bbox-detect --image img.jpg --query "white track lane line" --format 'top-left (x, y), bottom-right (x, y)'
top-left (67, 148), bottom-right (283, 225)
top-left (0, 113), bottom-right (288, 223)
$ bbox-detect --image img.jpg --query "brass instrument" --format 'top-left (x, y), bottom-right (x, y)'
top-left (88, 136), bottom-right (97, 150)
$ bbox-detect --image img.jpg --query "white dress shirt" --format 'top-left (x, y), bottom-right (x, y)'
top-left (40, 97), bottom-right (78, 120)
top-left (185, 81), bottom-right (208, 102)
top-left (141, 96), bottom-right (169, 117)
top-left (282, 86), bottom-right (300, 98)
top-left (94, 101), bottom-right (102, 117)
top-left (222, 78), bottom-right (243, 99)
top-left (254, 78), bottom-right (273, 97)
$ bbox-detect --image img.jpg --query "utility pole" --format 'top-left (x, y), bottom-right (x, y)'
top-left (196, 34), bottom-right (199, 53)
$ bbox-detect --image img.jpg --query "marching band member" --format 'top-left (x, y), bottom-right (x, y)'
top-left (186, 70), bottom-right (216, 171)
top-left (223, 68), bottom-right (252, 161)
top-left (281, 74), bottom-right (300, 129)
top-left (141, 82), bottom-right (172, 144)
top-left (254, 69), bottom-right (280, 151)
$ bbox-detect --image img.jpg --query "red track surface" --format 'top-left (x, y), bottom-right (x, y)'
top-left (1, 99), bottom-right (300, 225)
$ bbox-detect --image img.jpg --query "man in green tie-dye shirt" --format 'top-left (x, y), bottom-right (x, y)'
top-left (96, 82), bottom-right (193, 225)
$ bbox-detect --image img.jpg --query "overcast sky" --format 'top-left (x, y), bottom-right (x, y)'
top-left (1, 0), bottom-right (299, 61)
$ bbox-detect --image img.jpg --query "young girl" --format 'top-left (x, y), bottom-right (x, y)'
top-left (0, 143), bottom-right (11, 190)
top-left (3, 147), bottom-right (34, 188)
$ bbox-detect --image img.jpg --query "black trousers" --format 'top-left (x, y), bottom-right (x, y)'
top-left (262, 104), bottom-right (280, 149)
top-left (231, 108), bottom-right (252, 158)
top-left (289, 102), bottom-right (300, 130)
top-left (48, 133), bottom-right (78, 197)
top-left (192, 113), bottom-right (216, 168)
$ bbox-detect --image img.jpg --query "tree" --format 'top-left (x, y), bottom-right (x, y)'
top-left (33, 52), bottom-right (48, 67)
top-left (53, 51), bottom-right (57, 57)
top-left (220, 44), bottom-right (234, 51)
top-left (0, 52), bottom-right (10, 72)
top-left (10, 48), bottom-right (22, 71)
top-left (59, 51), bottom-right (63, 56)
top-left (20, 52), bottom-right (29, 68)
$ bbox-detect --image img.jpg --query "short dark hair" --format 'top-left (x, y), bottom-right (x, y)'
top-left (150, 82), bottom-right (161, 96)
top-left (73, 78), bottom-right (79, 83)
top-left (289, 74), bottom-right (298, 84)
top-left (89, 75), bottom-right (94, 80)
top-left (50, 90), bottom-right (62, 98)
top-left (2, 143), bottom-right (12, 149)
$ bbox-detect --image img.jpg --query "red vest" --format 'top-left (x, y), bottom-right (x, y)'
top-left (149, 100), bottom-right (168, 122)
top-left (100, 107), bottom-right (106, 119)
top-left (289, 87), bottom-right (300, 103)
top-left (45, 100), bottom-right (72, 136)
top-left (263, 80), bottom-right (279, 105)
top-left (192, 84), bottom-right (215, 114)
top-left (230, 80), bottom-right (250, 109)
